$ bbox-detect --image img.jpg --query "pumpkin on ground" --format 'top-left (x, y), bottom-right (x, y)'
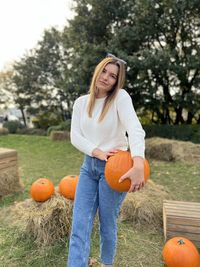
top-left (162, 237), bottom-right (200, 267)
top-left (104, 150), bottom-right (150, 192)
top-left (30, 178), bottom-right (55, 202)
top-left (59, 175), bottom-right (79, 200)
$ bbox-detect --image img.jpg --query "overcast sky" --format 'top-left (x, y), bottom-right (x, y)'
top-left (0, 0), bottom-right (74, 71)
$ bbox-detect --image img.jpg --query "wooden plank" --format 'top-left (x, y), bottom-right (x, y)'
top-left (0, 156), bottom-right (17, 164)
top-left (163, 208), bottom-right (200, 218)
top-left (163, 204), bottom-right (200, 211)
top-left (166, 217), bottom-right (200, 227)
top-left (167, 223), bottom-right (200, 234)
top-left (0, 161), bottom-right (17, 170)
top-left (164, 210), bottom-right (200, 216)
top-left (166, 231), bottom-right (200, 243)
top-left (163, 210), bottom-right (200, 218)
top-left (163, 200), bottom-right (200, 206)
top-left (0, 148), bottom-right (17, 159)
top-left (166, 231), bottom-right (200, 242)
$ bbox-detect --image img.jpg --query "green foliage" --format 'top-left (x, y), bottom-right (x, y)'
top-left (47, 120), bottom-right (71, 136)
top-left (143, 124), bottom-right (200, 143)
top-left (63, 0), bottom-right (200, 124)
top-left (17, 128), bottom-right (47, 136)
top-left (33, 112), bottom-right (63, 130)
top-left (3, 120), bottom-right (25, 134)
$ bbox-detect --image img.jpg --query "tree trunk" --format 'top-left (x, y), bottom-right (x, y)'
top-left (20, 108), bottom-right (27, 127)
top-left (186, 111), bottom-right (193, 124)
top-left (174, 107), bottom-right (184, 124)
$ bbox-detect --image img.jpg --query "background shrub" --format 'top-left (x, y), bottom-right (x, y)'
top-left (3, 121), bottom-right (25, 134)
top-left (32, 112), bottom-right (63, 130)
top-left (17, 128), bottom-right (47, 136)
top-left (143, 124), bottom-right (200, 143)
top-left (47, 120), bottom-right (71, 136)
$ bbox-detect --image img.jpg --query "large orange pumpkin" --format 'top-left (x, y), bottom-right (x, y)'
top-left (30, 178), bottom-right (55, 202)
top-left (104, 150), bottom-right (150, 192)
top-left (59, 175), bottom-right (79, 200)
top-left (162, 237), bottom-right (200, 267)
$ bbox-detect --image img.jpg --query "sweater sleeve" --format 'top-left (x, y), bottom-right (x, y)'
top-left (70, 98), bottom-right (97, 156)
top-left (117, 92), bottom-right (145, 158)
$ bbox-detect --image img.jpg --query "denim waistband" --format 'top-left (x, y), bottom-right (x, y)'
top-left (82, 155), bottom-right (106, 180)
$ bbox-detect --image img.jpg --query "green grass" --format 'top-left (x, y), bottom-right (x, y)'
top-left (0, 135), bottom-right (199, 267)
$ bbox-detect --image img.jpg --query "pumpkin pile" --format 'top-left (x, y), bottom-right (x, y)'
top-left (105, 150), bottom-right (150, 192)
top-left (162, 237), bottom-right (200, 267)
top-left (30, 174), bottom-right (79, 202)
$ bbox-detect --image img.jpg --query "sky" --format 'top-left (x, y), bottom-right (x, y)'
top-left (0, 0), bottom-right (74, 71)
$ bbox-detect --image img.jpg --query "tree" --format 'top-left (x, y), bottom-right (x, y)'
top-left (109, 0), bottom-right (200, 124)
top-left (63, 0), bottom-right (200, 124)
top-left (0, 71), bottom-right (14, 109)
top-left (8, 28), bottom-right (71, 124)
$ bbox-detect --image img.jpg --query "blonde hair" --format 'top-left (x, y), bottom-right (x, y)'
top-left (87, 57), bottom-right (126, 122)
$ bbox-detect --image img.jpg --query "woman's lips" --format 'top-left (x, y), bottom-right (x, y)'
top-left (99, 80), bottom-right (108, 86)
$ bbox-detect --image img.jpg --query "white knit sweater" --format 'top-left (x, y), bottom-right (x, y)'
top-left (70, 89), bottom-right (145, 158)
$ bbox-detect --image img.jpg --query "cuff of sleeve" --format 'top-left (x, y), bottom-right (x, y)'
top-left (130, 150), bottom-right (145, 159)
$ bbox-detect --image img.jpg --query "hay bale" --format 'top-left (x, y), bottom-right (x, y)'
top-left (50, 131), bottom-right (70, 141)
top-left (0, 128), bottom-right (9, 135)
top-left (10, 193), bottom-right (73, 246)
top-left (0, 148), bottom-right (23, 196)
top-left (145, 137), bottom-right (200, 163)
top-left (120, 180), bottom-right (170, 229)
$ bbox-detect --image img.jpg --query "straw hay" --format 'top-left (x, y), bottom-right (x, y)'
top-left (9, 192), bottom-right (73, 246)
top-left (120, 180), bottom-right (170, 229)
top-left (145, 137), bottom-right (200, 163)
top-left (0, 127), bottom-right (9, 135)
top-left (0, 167), bottom-right (23, 197)
top-left (50, 131), bottom-right (70, 141)
top-left (0, 148), bottom-right (23, 197)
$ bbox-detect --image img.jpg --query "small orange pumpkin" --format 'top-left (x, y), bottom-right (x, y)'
top-left (104, 150), bottom-right (150, 192)
top-left (30, 178), bottom-right (55, 202)
top-left (59, 175), bottom-right (79, 200)
top-left (162, 237), bottom-right (200, 267)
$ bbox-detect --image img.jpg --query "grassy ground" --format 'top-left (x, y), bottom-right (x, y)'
top-left (0, 135), bottom-right (199, 267)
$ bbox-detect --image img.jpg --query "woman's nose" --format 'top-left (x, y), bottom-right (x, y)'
top-left (102, 73), bottom-right (108, 80)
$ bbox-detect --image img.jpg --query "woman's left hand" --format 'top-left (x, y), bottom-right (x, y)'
top-left (119, 156), bottom-right (144, 193)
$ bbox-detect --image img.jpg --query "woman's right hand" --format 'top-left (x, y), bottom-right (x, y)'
top-left (92, 148), bottom-right (118, 161)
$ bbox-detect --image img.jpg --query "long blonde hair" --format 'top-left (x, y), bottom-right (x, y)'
top-left (87, 57), bottom-right (126, 122)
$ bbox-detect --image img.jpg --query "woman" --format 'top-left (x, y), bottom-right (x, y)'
top-left (67, 54), bottom-right (145, 267)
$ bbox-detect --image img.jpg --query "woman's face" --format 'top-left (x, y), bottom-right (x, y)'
top-left (96, 63), bottom-right (119, 97)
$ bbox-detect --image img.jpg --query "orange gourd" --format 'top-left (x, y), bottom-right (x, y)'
top-left (59, 175), bottom-right (79, 200)
top-left (30, 178), bottom-right (55, 202)
top-left (162, 237), bottom-right (200, 267)
top-left (104, 150), bottom-right (150, 192)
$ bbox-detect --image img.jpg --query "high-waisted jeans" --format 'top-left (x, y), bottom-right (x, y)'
top-left (67, 155), bottom-right (126, 267)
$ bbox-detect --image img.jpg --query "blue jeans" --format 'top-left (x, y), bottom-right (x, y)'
top-left (67, 155), bottom-right (126, 267)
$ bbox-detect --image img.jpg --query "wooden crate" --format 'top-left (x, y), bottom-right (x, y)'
top-left (0, 148), bottom-right (17, 170)
top-left (0, 148), bottom-right (23, 196)
top-left (163, 200), bottom-right (200, 248)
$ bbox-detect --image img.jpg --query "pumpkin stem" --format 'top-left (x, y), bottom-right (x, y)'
top-left (177, 239), bottom-right (185, 245)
